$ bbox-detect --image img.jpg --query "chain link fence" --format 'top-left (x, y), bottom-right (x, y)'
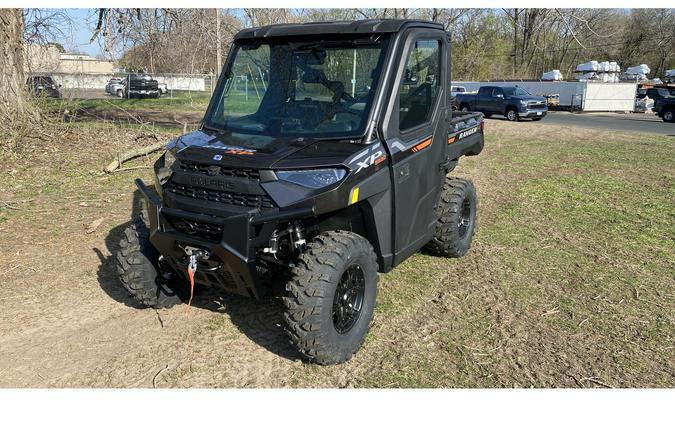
top-left (45, 71), bottom-right (217, 103)
top-left (27, 71), bottom-right (219, 130)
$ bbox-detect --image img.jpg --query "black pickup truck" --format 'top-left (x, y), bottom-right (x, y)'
top-left (124, 74), bottom-right (161, 98)
top-left (653, 96), bottom-right (675, 122)
top-left (456, 85), bottom-right (548, 121)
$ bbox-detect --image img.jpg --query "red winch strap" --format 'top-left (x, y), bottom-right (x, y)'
top-left (185, 256), bottom-right (197, 314)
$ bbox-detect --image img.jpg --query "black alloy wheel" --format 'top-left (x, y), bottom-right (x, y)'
top-left (457, 197), bottom-right (472, 239)
top-left (332, 264), bottom-right (366, 334)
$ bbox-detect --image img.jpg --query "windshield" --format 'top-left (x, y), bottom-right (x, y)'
top-left (503, 87), bottom-right (531, 97)
top-left (205, 37), bottom-right (390, 139)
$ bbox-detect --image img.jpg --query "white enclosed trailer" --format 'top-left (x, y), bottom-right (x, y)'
top-left (453, 81), bottom-right (637, 112)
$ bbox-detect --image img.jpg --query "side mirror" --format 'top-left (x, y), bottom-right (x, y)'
top-left (496, 94), bottom-right (504, 99)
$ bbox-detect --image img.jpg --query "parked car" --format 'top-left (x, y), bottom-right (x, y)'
top-left (118, 19), bottom-right (485, 365)
top-left (450, 85), bottom-right (466, 98)
top-left (653, 96), bottom-right (675, 123)
top-left (105, 77), bottom-right (126, 97)
top-left (456, 85), bottom-right (548, 121)
top-left (450, 85), bottom-right (467, 109)
top-left (543, 93), bottom-right (560, 108)
top-left (26, 75), bottom-right (61, 98)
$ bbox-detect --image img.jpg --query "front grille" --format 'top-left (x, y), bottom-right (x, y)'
top-left (165, 216), bottom-right (223, 241)
top-left (179, 161), bottom-right (261, 180)
top-left (528, 102), bottom-right (546, 109)
top-left (166, 181), bottom-right (275, 209)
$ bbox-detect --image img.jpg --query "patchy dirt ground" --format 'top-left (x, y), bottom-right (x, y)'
top-left (0, 119), bottom-right (673, 388)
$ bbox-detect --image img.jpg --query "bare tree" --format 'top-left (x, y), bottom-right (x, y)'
top-left (0, 9), bottom-right (34, 127)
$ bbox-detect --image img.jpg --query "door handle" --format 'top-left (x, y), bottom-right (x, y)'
top-left (397, 164), bottom-right (410, 183)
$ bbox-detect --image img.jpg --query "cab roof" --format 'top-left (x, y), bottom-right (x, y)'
top-left (234, 19), bottom-right (444, 40)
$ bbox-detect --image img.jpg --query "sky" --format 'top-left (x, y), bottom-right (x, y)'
top-left (40, 8), bottom-right (105, 57)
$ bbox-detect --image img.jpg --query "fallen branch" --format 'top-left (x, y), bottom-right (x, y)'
top-left (581, 376), bottom-right (614, 389)
top-left (105, 139), bottom-right (165, 173)
top-left (152, 364), bottom-right (169, 388)
top-left (111, 165), bottom-right (152, 173)
top-left (0, 200), bottom-right (21, 210)
top-left (541, 306), bottom-right (560, 317)
top-left (155, 309), bottom-right (164, 328)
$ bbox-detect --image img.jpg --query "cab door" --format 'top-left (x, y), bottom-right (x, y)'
top-left (380, 29), bottom-right (449, 265)
top-left (490, 87), bottom-right (505, 113)
top-left (475, 87), bottom-right (492, 111)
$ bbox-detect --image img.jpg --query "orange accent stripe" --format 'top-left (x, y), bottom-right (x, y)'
top-left (411, 137), bottom-right (432, 152)
top-left (447, 136), bottom-right (456, 144)
top-left (374, 155), bottom-right (387, 165)
top-left (225, 150), bottom-right (255, 155)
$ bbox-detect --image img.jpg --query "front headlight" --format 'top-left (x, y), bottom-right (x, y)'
top-left (276, 168), bottom-right (347, 189)
top-left (155, 149), bottom-right (177, 186)
top-left (520, 100), bottom-right (529, 106)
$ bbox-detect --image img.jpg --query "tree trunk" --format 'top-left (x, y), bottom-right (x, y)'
top-left (0, 9), bottom-right (32, 125)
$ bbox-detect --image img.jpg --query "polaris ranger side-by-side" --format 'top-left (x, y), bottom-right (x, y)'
top-left (117, 19), bottom-right (484, 364)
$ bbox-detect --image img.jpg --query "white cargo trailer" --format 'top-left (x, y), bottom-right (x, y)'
top-left (453, 81), bottom-right (637, 112)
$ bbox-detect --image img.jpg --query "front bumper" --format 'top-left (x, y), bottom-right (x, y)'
top-left (136, 179), bottom-right (312, 298)
top-left (520, 109), bottom-right (547, 118)
top-left (130, 90), bottom-right (159, 96)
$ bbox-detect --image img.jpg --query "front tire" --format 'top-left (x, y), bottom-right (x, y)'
top-left (283, 231), bottom-right (378, 365)
top-left (506, 107), bottom-right (519, 121)
top-left (115, 212), bottom-right (184, 308)
top-left (460, 104), bottom-right (470, 112)
top-left (425, 177), bottom-right (477, 258)
top-left (663, 109), bottom-right (674, 123)
top-left (116, 89), bottom-right (124, 98)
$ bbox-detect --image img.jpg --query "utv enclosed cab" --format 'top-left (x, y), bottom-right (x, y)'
top-left (125, 19), bottom-right (484, 364)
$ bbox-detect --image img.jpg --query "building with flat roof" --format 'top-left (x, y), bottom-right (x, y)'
top-left (25, 44), bottom-right (114, 74)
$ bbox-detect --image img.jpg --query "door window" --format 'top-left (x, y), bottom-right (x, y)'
top-left (398, 39), bottom-right (441, 132)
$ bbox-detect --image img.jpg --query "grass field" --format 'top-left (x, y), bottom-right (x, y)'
top-left (42, 90), bottom-right (266, 115)
top-left (44, 90), bottom-right (212, 113)
top-left (0, 119), bottom-right (672, 387)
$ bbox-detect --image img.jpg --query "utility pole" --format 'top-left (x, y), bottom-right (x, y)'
top-left (216, 8), bottom-right (222, 81)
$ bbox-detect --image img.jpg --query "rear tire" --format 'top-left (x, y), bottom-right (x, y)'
top-left (506, 107), bottom-right (519, 121)
top-left (283, 231), bottom-right (378, 365)
top-left (425, 177), bottom-right (477, 258)
top-left (116, 212), bottom-right (184, 308)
